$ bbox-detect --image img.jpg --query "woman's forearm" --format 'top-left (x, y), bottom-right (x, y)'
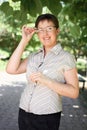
top-left (45, 79), bottom-right (79, 98)
top-left (30, 71), bottom-right (79, 99)
top-left (6, 26), bottom-right (36, 74)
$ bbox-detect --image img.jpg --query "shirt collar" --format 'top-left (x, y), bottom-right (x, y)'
top-left (38, 43), bottom-right (62, 55)
top-left (50, 43), bottom-right (62, 55)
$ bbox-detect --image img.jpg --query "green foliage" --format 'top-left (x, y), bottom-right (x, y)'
top-left (21, 0), bottom-right (42, 16)
top-left (0, 30), bottom-right (18, 55)
top-left (0, 2), bottom-right (13, 16)
top-left (41, 0), bottom-right (49, 7)
top-left (69, 25), bottom-right (80, 38)
top-left (48, 0), bottom-right (62, 15)
top-left (76, 61), bottom-right (86, 71)
top-left (0, 0), bottom-right (87, 59)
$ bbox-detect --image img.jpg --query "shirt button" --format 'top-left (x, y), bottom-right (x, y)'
top-left (30, 92), bottom-right (33, 95)
top-left (43, 70), bottom-right (48, 74)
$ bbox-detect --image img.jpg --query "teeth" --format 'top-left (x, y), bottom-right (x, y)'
top-left (44, 38), bottom-right (49, 40)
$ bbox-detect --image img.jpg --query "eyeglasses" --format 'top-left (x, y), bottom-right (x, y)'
top-left (35, 26), bottom-right (56, 33)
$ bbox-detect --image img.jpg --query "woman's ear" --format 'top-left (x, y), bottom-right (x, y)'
top-left (57, 28), bottom-right (60, 34)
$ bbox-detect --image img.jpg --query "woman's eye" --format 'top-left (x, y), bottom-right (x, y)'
top-left (47, 27), bottom-right (52, 31)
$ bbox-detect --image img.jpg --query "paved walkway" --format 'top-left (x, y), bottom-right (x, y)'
top-left (0, 71), bottom-right (87, 130)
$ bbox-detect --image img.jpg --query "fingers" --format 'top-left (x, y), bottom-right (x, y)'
top-left (22, 25), bottom-right (35, 35)
top-left (30, 72), bottom-right (41, 83)
top-left (29, 72), bottom-right (49, 86)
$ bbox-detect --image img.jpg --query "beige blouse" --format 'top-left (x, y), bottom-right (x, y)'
top-left (19, 43), bottom-right (76, 115)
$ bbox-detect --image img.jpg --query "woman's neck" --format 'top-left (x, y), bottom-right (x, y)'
top-left (43, 44), bottom-right (57, 56)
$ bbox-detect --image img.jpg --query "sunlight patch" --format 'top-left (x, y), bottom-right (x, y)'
top-left (0, 93), bottom-right (3, 96)
top-left (69, 114), bottom-right (73, 117)
top-left (83, 114), bottom-right (87, 117)
top-left (61, 113), bottom-right (64, 116)
top-left (73, 105), bottom-right (79, 108)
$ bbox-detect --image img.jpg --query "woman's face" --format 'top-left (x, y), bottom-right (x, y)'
top-left (36, 20), bottom-right (59, 49)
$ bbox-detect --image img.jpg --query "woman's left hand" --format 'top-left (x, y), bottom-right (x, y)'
top-left (29, 72), bottom-right (49, 86)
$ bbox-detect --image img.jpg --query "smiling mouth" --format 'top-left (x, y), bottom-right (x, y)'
top-left (44, 37), bottom-right (50, 40)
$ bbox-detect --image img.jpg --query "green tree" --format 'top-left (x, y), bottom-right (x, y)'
top-left (0, 0), bottom-right (87, 58)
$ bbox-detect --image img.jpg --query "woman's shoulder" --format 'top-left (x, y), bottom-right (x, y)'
top-left (61, 49), bottom-right (75, 60)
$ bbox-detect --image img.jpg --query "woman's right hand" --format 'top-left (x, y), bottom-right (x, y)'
top-left (21, 25), bottom-right (35, 44)
top-left (6, 25), bottom-right (36, 74)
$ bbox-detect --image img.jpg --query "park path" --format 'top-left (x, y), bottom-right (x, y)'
top-left (0, 71), bottom-right (87, 130)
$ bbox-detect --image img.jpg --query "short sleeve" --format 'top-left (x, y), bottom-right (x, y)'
top-left (63, 52), bottom-right (76, 71)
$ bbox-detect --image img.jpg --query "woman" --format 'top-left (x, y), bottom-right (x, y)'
top-left (6, 13), bottom-right (79, 130)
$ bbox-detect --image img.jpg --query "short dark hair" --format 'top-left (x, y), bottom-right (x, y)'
top-left (35, 13), bottom-right (59, 28)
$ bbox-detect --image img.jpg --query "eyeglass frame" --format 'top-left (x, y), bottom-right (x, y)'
top-left (35, 26), bottom-right (57, 33)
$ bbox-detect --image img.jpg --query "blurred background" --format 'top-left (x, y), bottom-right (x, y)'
top-left (0, 1), bottom-right (87, 130)
top-left (0, 0), bottom-right (87, 77)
